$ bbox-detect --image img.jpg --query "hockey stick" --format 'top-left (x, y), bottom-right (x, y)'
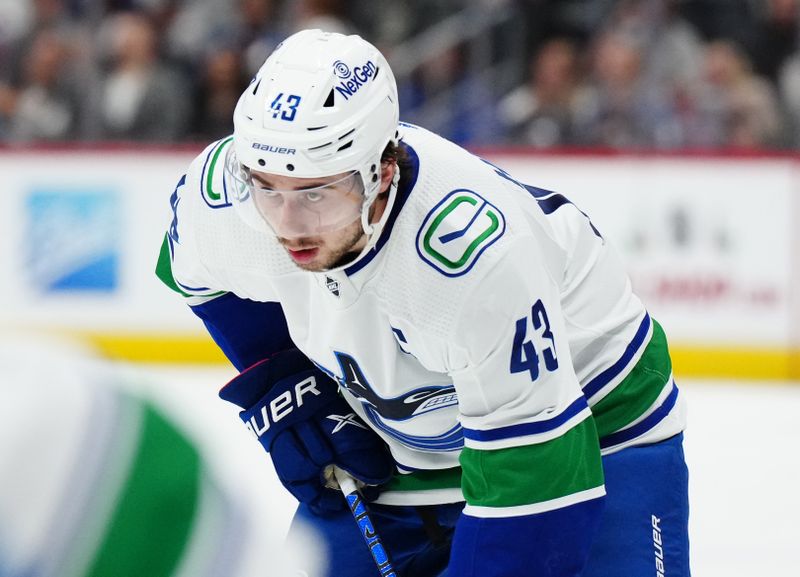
top-left (332, 467), bottom-right (398, 577)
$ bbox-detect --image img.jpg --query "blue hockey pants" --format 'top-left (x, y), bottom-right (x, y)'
top-left (287, 433), bottom-right (690, 576)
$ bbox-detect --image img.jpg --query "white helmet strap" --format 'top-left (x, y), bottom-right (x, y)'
top-left (318, 162), bottom-right (399, 273)
top-left (362, 162), bottom-right (400, 238)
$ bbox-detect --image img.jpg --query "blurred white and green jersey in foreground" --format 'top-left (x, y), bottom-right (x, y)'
top-left (0, 339), bottom-right (317, 577)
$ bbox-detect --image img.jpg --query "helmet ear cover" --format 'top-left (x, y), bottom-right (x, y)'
top-left (229, 29), bottom-right (400, 238)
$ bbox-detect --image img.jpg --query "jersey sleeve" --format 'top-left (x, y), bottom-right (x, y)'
top-left (155, 140), bottom-right (229, 305)
top-left (446, 236), bottom-right (606, 577)
top-left (190, 294), bottom-right (292, 371)
top-left (155, 139), bottom-right (293, 370)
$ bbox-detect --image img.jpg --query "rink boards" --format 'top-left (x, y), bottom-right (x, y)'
top-left (0, 147), bottom-right (797, 380)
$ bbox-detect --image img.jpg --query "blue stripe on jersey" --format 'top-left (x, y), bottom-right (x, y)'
top-left (485, 160), bottom-right (603, 239)
top-left (395, 462), bottom-right (423, 473)
top-left (522, 185), bottom-right (571, 214)
top-left (393, 461), bottom-right (457, 474)
top-left (462, 396), bottom-right (588, 442)
top-left (345, 142), bottom-right (421, 276)
top-left (175, 279), bottom-right (215, 293)
top-left (523, 185), bottom-right (603, 238)
top-left (167, 174), bottom-right (186, 259)
top-left (599, 381), bottom-right (679, 450)
top-left (363, 406), bottom-right (464, 451)
top-left (583, 313), bottom-right (651, 400)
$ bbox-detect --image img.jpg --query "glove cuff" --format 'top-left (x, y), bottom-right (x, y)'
top-left (219, 348), bottom-right (320, 408)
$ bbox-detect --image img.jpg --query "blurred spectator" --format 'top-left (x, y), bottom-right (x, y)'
top-left (167, 0), bottom-right (283, 81)
top-left (677, 0), bottom-right (758, 48)
top-left (288, 0), bottom-right (357, 35)
top-left (97, 12), bottom-right (189, 141)
top-left (348, 0), bottom-right (415, 47)
top-left (687, 40), bottom-right (782, 148)
top-left (574, 30), bottom-right (682, 149)
top-left (189, 46), bottom-right (248, 141)
top-left (400, 43), bottom-right (502, 146)
top-left (750, 0), bottom-right (799, 83)
top-left (520, 0), bottom-right (618, 50)
top-left (0, 0), bottom-right (33, 46)
top-left (2, 29), bottom-right (81, 142)
top-left (237, 0), bottom-right (285, 78)
top-left (164, 0), bottom-right (237, 68)
top-left (775, 42), bottom-right (800, 147)
top-left (602, 0), bottom-right (704, 95)
top-left (498, 37), bottom-right (589, 147)
top-left (1, 1), bottom-right (799, 151)
top-left (0, 0), bottom-right (87, 87)
top-left (0, 85), bottom-right (13, 136)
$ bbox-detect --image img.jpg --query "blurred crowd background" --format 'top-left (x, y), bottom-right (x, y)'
top-left (2, 0), bottom-right (800, 150)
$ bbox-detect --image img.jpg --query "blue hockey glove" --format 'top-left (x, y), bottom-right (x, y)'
top-left (219, 348), bottom-right (394, 515)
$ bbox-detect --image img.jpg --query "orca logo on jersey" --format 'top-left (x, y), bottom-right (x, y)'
top-left (335, 352), bottom-right (457, 420)
top-left (416, 189), bottom-right (505, 277)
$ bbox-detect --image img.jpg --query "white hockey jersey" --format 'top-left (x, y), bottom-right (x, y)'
top-left (0, 338), bottom-right (315, 577)
top-left (159, 123), bottom-right (685, 513)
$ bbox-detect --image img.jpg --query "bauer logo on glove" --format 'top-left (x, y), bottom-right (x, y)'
top-left (219, 348), bottom-right (395, 515)
top-left (242, 374), bottom-right (322, 437)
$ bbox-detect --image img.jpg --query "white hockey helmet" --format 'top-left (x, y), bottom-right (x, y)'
top-left (226, 29), bottom-right (400, 237)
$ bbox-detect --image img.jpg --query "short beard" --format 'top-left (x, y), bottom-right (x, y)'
top-left (327, 222), bottom-right (367, 269)
top-left (325, 195), bottom-right (386, 269)
top-left (279, 195), bottom-right (383, 271)
top-left (279, 220), bottom-right (366, 272)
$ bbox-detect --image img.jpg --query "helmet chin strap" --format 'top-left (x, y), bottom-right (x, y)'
top-left (361, 163), bottom-right (399, 237)
top-left (322, 163), bottom-right (400, 273)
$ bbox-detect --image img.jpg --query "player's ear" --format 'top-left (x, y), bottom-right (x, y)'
top-left (379, 160), bottom-right (396, 194)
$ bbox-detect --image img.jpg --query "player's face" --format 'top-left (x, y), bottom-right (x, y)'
top-left (250, 170), bottom-right (364, 235)
top-left (280, 216), bottom-right (368, 271)
top-left (249, 168), bottom-right (390, 271)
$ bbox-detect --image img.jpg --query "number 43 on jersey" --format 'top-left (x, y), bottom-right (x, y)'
top-left (510, 299), bottom-right (559, 381)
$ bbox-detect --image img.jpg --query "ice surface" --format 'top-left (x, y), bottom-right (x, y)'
top-left (54, 363), bottom-right (800, 576)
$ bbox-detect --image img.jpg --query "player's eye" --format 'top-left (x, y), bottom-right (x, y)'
top-left (304, 190), bottom-right (324, 202)
top-left (257, 188), bottom-right (282, 201)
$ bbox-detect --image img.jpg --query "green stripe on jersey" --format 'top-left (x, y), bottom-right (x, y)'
top-left (591, 320), bottom-right (672, 439)
top-left (155, 235), bottom-right (225, 300)
top-left (460, 417), bottom-right (603, 508)
top-left (385, 466), bottom-right (462, 493)
top-left (84, 404), bottom-right (201, 577)
top-left (155, 234), bottom-right (193, 297)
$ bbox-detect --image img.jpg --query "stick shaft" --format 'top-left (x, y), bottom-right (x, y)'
top-left (334, 468), bottom-right (397, 577)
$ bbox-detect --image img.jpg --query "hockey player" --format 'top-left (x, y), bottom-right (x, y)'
top-left (156, 29), bottom-right (690, 577)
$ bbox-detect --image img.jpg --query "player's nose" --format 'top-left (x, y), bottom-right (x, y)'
top-left (274, 199), bottom-right (316, 239)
